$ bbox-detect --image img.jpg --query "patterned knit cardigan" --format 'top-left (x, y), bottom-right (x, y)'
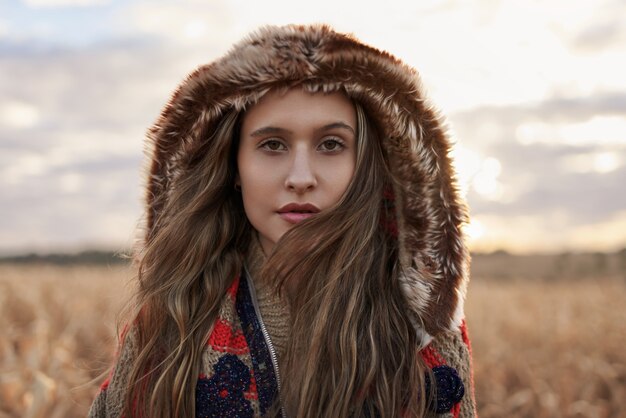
top-left (88, 272), bottom-right (476, 418)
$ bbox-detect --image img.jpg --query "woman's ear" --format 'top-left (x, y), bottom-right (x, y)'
top-left (235, 173), bottom-right (241, 191)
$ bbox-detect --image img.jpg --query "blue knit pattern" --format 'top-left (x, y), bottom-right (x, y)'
top-left (195, 354), bottom-right (254, 418)
top-left (426, 365), bottom-right (465, 413)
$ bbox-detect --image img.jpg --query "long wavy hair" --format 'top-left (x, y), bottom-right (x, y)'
top-left (119, 87), bottom-right (430, 417)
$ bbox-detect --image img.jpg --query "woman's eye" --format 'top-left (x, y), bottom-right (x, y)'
top-left (320, 138), bottom-right (344, 152)
top-left (260, 140), bottom-right (285, 151)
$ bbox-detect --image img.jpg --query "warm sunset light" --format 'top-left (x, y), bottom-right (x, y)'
top-left (1, 0), bottom-right (624, 255)
top-left (561, 151), bottom-right (621, 174)
top-left (183, 20), bottom-right (209, 40)
top-left (472, 158), bottom-right (503, 201)
top-left (450, 144), bottom-right (482, 198)
top-left (593, 152), bottom-right (621, 173)
top-left (559, 116), bottom-right (626, 147)
top-left (464, 219), bottom-right (486, 242)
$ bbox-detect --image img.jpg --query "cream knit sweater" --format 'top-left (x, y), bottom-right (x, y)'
top-left (245, 235), bottom-right (291, 361)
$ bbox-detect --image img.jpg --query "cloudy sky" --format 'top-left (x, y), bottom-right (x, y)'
top-left (1, 0), bottom-right (625, 255)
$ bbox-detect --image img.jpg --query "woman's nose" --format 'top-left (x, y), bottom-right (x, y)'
top-left (284, 148), bottom-right (318, 193)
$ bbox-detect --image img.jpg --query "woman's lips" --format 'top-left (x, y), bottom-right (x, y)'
top-left (277, 203), bottom-right (320, 224)
top-left (278, 212), bottom-right (316, 224)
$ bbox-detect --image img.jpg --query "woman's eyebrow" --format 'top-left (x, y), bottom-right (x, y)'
top-left (316, 122), bottom-right (355, 135)
top-left (249, 126), bottom-right (292, 137)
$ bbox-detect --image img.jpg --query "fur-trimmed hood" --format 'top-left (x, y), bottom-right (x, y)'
top-left (142, 23), bottom-right (470, 342)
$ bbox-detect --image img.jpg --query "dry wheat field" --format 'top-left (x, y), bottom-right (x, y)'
top-left (0, 264), bottom-right (624, 418)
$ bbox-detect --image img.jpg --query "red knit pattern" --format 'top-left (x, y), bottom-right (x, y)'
top-left (226, 276), bottom-right (239, 300)
top-left (460, 320), bottom-right (472, 355)
top-left (206, 277), bottom-right (249, 354)
top-left (451, 400), bottom-right (461, 417)
top-left (207, 318), bottom-right (249, 355)
top-left (419, 344), bottom-right (445, 368)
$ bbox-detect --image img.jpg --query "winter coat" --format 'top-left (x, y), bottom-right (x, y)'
top-left (88, 23), bottom-right (476, 417)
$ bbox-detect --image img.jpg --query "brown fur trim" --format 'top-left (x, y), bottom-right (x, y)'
top-left (141, 23), bottom-right (470, 339)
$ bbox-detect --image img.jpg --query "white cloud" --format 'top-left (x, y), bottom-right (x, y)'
top-left (516, 116), bottom-right (626, 147)
top-left (558, 116), bottom-right (626, 147)
top-left (414, 1), bottom-right (625, 113)
top-left (50, 128), bottom-right (145, 159)
top-left (58, 171), bottom-right (85, 193)
top-left (1, 152), bottom-right (48, 185)
top-left (22, 0), bottom-right (111, 8)
top-left (0, 20), bottom-right (8, 38)
top-left (560, 151), bottom-right (622, 174)
top-left (0, 127), bottom-right (144, 187)
top-left (0, 100), bottom-right (41, 129)
top-left (116, 1), bottom-right (234, 46)
top-left (451, 145), bottom-right (522, 204)
top-left (515, 122), bottom-right (555, 146)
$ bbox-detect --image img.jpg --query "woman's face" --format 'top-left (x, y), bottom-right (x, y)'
top-left (237, 88), bottom-right (357, 254)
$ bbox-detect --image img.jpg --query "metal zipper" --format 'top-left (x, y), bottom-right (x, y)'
top-left (243, 265), bottom-right (287, 418)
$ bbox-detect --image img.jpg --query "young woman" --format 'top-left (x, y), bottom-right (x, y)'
top-left (88, 24), bottom-right (476, 417)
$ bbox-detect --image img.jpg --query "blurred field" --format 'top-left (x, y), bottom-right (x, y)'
top-left (0, 264), bottom-right (130, 418)
top-left (0, 263), bottom-right (625, 417)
